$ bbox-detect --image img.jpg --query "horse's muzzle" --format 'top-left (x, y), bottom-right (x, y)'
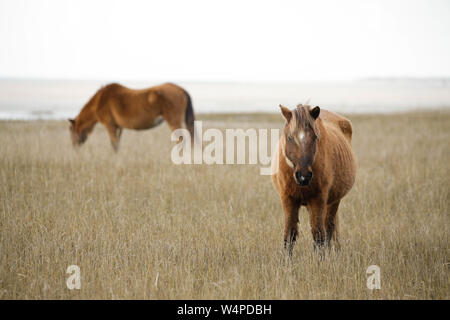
top-left (295, 171), bottom-right (313, 186)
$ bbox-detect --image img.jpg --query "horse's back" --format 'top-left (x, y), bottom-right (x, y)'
top-left (320, 109), bottom-right (353, 142)
top-left (138, 83), bottom-right (186, 114)
top-left (320, 109), bottom-right (356, 201)
top-left (95, 82), bottom-right (188, 130)
top-left (152, 83), bottom-right (186, 99)
top-left (99, 82), bottom-right (185, 103)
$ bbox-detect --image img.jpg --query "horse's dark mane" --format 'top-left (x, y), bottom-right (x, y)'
top-left (79, 84), bottom-right (119, 117)
top-left (83, 91), bottom-right (99, 110)
top-left (292, 104), bottom-right (320, 139)
top-left (75, 86), bottom-right (106, 127)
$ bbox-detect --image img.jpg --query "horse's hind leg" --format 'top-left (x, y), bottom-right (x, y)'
top-left (163, 113), bottom-right (185, 143)
top-left (325, 200), bottom-right (341, 249)
top-left (281, 195), bottom-right (301, 257)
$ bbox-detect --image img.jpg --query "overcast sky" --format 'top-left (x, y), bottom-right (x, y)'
top-left (0, 0), bottom-right (449, 82)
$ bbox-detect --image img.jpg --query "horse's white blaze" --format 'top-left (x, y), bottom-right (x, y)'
top-left (299, 131), bottom-right (305, 141)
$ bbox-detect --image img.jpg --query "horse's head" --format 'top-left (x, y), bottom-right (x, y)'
top-left (68, 119), bottom-right (88, 147)
top-left (279, 104), bottom-right (320, 186)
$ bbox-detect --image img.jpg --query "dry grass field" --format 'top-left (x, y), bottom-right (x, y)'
top-left (0, 110), bottom-right (449, 299)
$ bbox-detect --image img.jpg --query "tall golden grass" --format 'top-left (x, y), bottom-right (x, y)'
top-left (0, 111), bottom-right (449, 299)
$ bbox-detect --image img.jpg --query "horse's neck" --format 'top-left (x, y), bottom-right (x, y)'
top-left (313, 119), bottom-right (329, 162)
top-left (316, 119), bottom-right (328, 145)
top-left (77, 101), bottom-right (98, 133)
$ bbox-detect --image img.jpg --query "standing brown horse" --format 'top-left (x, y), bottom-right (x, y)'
top-left (272, 104), bottom-right (356, 256)
top-left (69, 82), bottom-right (195, 151)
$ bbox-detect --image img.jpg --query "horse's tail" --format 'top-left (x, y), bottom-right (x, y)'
top-left (183, 89), bottom-right (195, 141)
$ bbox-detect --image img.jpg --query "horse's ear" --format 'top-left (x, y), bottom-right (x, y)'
top-left (310, 106), bottom-right (320, 120)
top-left (279, 105), bottom-right (292, 122)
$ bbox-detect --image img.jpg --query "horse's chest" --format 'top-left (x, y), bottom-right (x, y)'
top-left (282, 179), bottom-right (314, 205)
top-left (294, 188), bottom-right (314, 206)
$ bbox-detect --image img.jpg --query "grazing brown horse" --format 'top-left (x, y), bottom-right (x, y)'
top-left (69, 82), bottom-right (195, 151)
top-left (272, 104), bottom-right (356, 256)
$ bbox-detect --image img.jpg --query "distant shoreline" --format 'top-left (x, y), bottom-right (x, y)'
top-left (1, 79), bottom-right (450, 119)
top-left (1, 108), bottom-right (449, 122)
top-left (1, 76), bottom-right (450, 84)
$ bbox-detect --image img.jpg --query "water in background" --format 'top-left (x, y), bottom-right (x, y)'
top-left (0, 78), bottom-right (449, 119)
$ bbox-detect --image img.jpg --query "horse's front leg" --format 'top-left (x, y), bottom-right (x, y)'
top-left (325, 200), bottom-right (340, 249)
top-left (308, 197), bottom-right (327, 250)
top-left (281, 195), bottom-right (300, 257)
top-left (106, 124), bottom-right (121, 152)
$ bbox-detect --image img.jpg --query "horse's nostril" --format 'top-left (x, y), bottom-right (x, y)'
top-left (295, 171), bottom-right (310, 185)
